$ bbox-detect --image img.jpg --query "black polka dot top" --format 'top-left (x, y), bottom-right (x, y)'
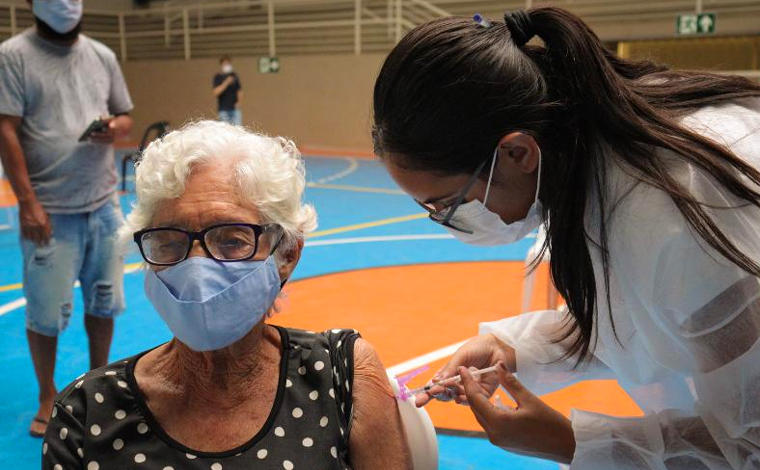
top-left (42, 326), bottom-right (360, 470)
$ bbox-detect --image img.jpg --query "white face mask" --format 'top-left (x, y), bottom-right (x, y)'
top-left (222, 64), bottom-right (233, 74)
top-left (445, 147), bottom-right (543, 246)
top-left (33, 0), bottom-right (83, 34)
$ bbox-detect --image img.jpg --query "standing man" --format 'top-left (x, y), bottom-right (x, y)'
top-left (0, 0), bottom-right (133, 437)
top-left (213, 55), bottom-right (243, 125)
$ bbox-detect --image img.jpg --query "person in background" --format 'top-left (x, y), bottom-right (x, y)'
top-left (213, 55), bottom-right (243, 125)
top-left (0, 0), bottom-right (133, 438)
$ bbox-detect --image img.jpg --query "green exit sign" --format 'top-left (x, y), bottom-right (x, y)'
top-left (677, 13), bottom-right (716, 35)
top-left (258, 56), bottom-right (280, 74)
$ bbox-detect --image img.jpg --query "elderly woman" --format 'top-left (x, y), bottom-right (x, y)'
top-left (42, 121), bottom-right (412, 469)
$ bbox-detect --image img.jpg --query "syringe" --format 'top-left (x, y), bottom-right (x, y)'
top-left (405, 365), bottom-right (499, 396)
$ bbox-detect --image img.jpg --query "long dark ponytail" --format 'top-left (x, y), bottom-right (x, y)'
top-left (372, 7), bottom-right (760, 363)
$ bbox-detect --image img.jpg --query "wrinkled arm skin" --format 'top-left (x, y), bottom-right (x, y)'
top-left (349, 338), bottom-right (413, 469)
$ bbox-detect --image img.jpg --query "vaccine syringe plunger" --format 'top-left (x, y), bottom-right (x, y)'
top-left (405, 365), bottom-right (500, 397)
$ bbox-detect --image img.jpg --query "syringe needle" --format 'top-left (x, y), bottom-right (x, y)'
top-left (406, 365), bottom-right (500, 396)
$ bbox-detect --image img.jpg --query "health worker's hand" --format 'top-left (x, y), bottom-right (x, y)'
top-left (415, 334), bottom-right (515, 407)
top-left (461, 362), bottom-right (576, 464)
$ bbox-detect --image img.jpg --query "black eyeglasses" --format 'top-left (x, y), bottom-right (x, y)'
top-left (133, 223), bottom-right (284, 266)
top-left (414, 156), bottom-right (491, 234)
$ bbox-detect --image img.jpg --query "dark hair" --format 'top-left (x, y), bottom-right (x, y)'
top-left (220, 55), bottom-right (232, 63)
top-left (372, 7), bottom-right (760, 363)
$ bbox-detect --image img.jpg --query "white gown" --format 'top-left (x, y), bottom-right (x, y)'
top-left (480, 98), bottom-right (760, 469)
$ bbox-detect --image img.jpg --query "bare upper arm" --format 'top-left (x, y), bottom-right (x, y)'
top-left (0, 114), bottom-right (22, 152)
top-left (348, 338), bottom-right (412, 470)
top-left (0, 114), bottom-right (22, 132)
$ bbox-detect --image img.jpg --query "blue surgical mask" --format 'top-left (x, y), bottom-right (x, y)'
top-left (33, 0), bottom-right (83, 34)
top-left (144, 256), bottom-right (281, 352)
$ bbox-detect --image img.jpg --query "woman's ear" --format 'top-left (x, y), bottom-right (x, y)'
top-left (496, 132), bottom-right (540, 175)
top-left (278, 237), bottom-right (304, 283)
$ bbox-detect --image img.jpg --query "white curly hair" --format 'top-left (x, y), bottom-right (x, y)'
top-left (118, 120), bottom-right (317, 264)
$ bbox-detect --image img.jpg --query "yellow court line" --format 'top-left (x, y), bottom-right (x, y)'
top-left (0, 283), bottom-right (22, 293)
top-left (125, 262), bottom-right (142, 271)
top-left (0, 214), bottom-right (428, 292)
top-left (308, 213), bottom-right (427, 239)
top-left (306, 182), bottom-right (406, 195)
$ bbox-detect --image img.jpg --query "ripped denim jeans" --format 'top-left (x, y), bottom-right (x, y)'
top-left (21, 197), bottom-right (125, 336)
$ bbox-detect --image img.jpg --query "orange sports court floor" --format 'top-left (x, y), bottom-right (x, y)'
top-left (0, 154), bottom-right (639, 469)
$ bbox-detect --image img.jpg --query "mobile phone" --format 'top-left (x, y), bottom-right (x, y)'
top-left (78, 118), bottom-right (109, 142)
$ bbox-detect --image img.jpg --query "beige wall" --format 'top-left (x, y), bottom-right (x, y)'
top-left (618, 36), bottom-right (760, 71)
top-left (122, 54), bottom-right (386, 152)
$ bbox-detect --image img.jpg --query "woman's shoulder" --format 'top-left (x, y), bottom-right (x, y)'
top-left (54, 353), bottom-right (144, 414)
top-left (681, 97), bottom-right (760, 149)
top-left (590, 97), bottom-right (760, 224)
top-left (280, 326), bottom-right (361, 352)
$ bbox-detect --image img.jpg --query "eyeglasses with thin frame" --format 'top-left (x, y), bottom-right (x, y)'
top-left (413, 156), bottom-right (491, 234)
top-left (133, 223), bottom-right (283, 266)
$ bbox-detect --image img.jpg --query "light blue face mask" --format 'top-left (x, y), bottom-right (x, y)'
top-left (144, 256), bottom-right (281, 352)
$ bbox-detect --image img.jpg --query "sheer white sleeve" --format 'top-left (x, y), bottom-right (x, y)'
top-left (570, 110), bottom-right (760, 469)
top-left (480, 310), bottom-right (616, 396)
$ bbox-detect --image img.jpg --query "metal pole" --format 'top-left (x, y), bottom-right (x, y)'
top-left (386, 0), bottom-right (393, 39)
top-left (267, 1), bottom-right (276, 57)
top-left (354, 0), bottom-right (362, 55)
top-left (118, 13), bottom-right (127, 62)
top-left (183, 8), bottom-right (191, 60)
top-left (164, 16), bottom-right (171, 46)
top-left (395, 0), bottom-right (402, 42)
top-left (164, 2), bottom-right (171, 46)
top-left (10, 6), bottom-right (17, 36)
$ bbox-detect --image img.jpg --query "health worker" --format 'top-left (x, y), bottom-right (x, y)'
top-left (372, 7), bottom-right (760, 469)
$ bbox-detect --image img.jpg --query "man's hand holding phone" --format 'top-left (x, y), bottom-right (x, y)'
top-left (82, 115), bottom-right (132, 144)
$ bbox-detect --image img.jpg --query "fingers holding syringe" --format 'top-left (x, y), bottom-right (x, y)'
top-left (415, 384), bottom-right (456, 407)
top-left (415, 367), bottom-right (481, 408)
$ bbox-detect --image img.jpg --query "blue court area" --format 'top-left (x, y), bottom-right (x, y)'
top-left (0, 156), bottom-right (557, 470)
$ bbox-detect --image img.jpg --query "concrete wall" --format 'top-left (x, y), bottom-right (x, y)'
top-left (121, 53), bottom-right (385, 151)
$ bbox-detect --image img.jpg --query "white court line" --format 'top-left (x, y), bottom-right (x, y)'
top-left (0, 234), bottom-right (456, 317)
top-left (386, 339), bottom-right (470, 377)
top-left (306, 234), bottom-right (454, 247)
top-left (0, 297), bottom-right (26, 317)
top-left (0, 232), bottom-right (535, 317)
top-left (314, 157), bottom-right (359, 184)
top-left (0, 235), bottom-right (451, 315)
top-left (308, 232), bottom-right (535, 246)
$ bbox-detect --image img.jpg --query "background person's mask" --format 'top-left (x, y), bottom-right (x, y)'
top-left (33, 0), bottom-right (83, 34)
top-left (446, 148), bottom-right (543, 246)
top-left (144, 256), bottom-right (281, 351)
